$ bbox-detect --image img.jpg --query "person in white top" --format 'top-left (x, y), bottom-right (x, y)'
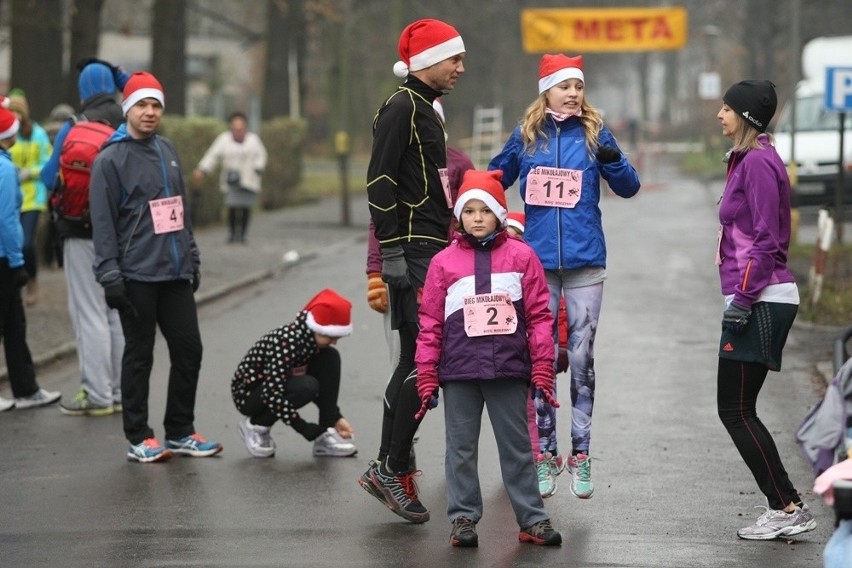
top-left (193, 112), bottom-right (268, 244)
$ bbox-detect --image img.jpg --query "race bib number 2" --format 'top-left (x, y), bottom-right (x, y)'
top-left (463, 293), bottom-right (518, 337)
top-left (525, 167), bottom-right (582, 208)
top-left (149, 195), bottom-right (185, 234)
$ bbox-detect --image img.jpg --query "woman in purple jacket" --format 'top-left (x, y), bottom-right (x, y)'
top-left (716, 80), bottom-right (816, 540)
top-left (415, 169), bottom-right (561, 547)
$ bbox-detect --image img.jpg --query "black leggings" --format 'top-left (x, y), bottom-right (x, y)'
top-left (228, 207), bottom-right (251, 241)
top-left (717, 357), bottom-right (800, 510)
top-left (378, 323), bottom-right (422, 473)
top-left (241, 347), bottom-right (343, 429)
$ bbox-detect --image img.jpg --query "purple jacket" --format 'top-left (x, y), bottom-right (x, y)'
top-left (718, 135), bottom-right (795, 308)
top-left (416, 230), bottom-right (554, 383)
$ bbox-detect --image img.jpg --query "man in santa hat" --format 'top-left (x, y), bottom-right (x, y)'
top-left (360, 18), bottom-right (466, 524)
top-left (89, 72), bottom-right (222, 463)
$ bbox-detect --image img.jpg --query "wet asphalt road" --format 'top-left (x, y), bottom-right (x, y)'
top-left (0, 157), bottom-right (841, 567)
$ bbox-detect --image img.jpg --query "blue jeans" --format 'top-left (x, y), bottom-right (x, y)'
top-left (824, 519), bottom-right (851, 568)
top-left (19, 210), bottom-right (40, 279)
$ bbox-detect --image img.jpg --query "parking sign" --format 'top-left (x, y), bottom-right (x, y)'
top-left (825, 66), bottom-right (852, 111)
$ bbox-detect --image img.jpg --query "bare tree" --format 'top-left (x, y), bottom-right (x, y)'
top-left (151, 0), bottom-right (187, 115)
top-left (262, 0), bottom-right (307, 120)
top-left (64, 0), bottom-right (106, 106)
top-left (10, 0), bottom-right (63, 120)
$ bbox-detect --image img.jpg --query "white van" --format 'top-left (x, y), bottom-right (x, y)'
top-left (773, 36), bottom-right (852, 207)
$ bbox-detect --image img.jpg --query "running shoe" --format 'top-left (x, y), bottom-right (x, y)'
top-left (737, 504), bottom-right (817, 540)
top-left (59, 389), bottom-right (114, 416)
top-left (370, 465), bottom-right (430, 523)
top-left (312, 427), bottom-right (357, 457)
top-left (519, 519), bottom-right (562, 546)
top-left (238, 416), bottom-right (275, 458)
top-left (165, 433), bottom-right (223, 457)
top-left (536, 453), bottom-right (557, 498)
top-left (14, 388), bottom-right (61, 410)
top-left (567, 453), bottom-right (594, 498)
top-left (127, 438), bottom-right (172, 463)
top-left (551, 453), bottom-right (566, 476)
top-left (450, 516), bottom-right (478, 547)
top-left (358, 460), bottom-right (389, 507)
top-left (0, 395), bottom-right (14, 412)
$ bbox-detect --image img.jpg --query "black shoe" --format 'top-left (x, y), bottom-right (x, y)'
top-left (450, 516), bottom-right (478, 547)
top-left (370, 465), bottom-right (430, 523)
top-left (518, 519), bottom-right (562, 546)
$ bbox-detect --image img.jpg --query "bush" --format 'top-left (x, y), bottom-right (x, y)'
top-left (259, 118), bottom-right (308, 209)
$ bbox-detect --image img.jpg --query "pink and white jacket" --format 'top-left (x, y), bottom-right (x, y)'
top-left (416, 230), bottom-right (554, 383)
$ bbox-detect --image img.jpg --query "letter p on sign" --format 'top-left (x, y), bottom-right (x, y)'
top-left (826, 67), bottom-right (852, 111)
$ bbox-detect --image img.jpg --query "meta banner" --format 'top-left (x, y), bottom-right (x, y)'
top-left (521, 7), bottom-right (688, 53)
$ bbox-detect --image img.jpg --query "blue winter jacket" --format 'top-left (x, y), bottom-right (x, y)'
top-left (0, 150), bottom-right (24, 268)
top-left (488, 117), bottom-right (640, 270)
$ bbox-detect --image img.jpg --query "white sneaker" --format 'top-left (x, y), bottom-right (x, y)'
top-left (0, 395), bottom-right (14, 412)
top-left (312, 427), bottom-right (357, 457)
top-left (238, 416), bottom-right (275, 458)
top-left (14, 388), bottom-right (61, 410)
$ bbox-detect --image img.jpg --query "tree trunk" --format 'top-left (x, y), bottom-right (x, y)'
top-left (151, 0), bottom-right (187, 115)
top-left (262, 0), bottom-right (290, 119)
top-left (65, 0), bottom-right (106, 106)
top-left (10, 0), bottom-right (64, 121)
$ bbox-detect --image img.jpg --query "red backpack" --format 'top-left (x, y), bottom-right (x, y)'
top-left (51, 118), bottom-right (114, 224)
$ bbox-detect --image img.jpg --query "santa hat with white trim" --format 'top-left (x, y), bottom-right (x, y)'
top-left (453, 169), bottom-right (508, 228)
top-left (538, 54), bottom-right (584, 94)
top-left (393, 19), bottom-right (465, 78)
top-left (506, 212), bottom-right (525, 235)
top-left (0, 97), bottom-right (20, 140)
top-left (121, 72), bottom-right (165, 115)
top-left (303, 288), bottom-right (353, 337)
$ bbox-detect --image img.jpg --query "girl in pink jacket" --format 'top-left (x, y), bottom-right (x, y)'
top-left (414, 169), bottom-right (561, 547)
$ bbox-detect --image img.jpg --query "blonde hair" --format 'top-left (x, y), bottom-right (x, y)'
top-left (730, 117), bottom-right (772, 152)
top-left (519, 93), bottom-right (604, 156)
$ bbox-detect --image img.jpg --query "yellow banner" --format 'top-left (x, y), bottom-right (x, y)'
top-left (521, 7), bottom-right (688, 53)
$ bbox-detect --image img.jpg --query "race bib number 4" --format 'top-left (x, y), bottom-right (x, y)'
top-left (463, 293), bottom-right (518, 337)
top-left (525, 167), bottom-right (582, 208)
top-left (149, 195), bottom-right (185, 234)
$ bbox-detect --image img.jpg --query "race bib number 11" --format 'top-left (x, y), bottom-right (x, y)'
top-left (525, 167), bottom-right (582, 208)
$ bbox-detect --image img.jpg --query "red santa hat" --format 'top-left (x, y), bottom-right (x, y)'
top-left (506, 212), bottom-right (525, 235)
top-left (393, 19), bottom-right (465, 78)
top-left (0, 98), bottom-right (20, 140)
top-left (538, 54), bottom-right (584, 94)
top-left (303, 289), bottom-right (353, 337)
top-left (121, 72), bottom-right (165, 115)
top-left (453, 169), bottom-right (508, 228)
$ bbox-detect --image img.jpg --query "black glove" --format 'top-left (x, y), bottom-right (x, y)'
top-left (11, 267), bottom-right (29, 288)
top-left (596, 146), bottom-right (621, 164)
top-left (722, 302), bottom-right (751, 335)
top-left (104, 281), bottom-right (138, 319)
top-left (291, 416), bottom-right (325, 441)
top-left (192, 271), bottom-right (201, 293)
top-left (381, 245), bottom-right (410, 288)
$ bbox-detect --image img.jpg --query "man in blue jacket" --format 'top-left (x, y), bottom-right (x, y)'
top-left (89, 72), bottom-right (222, 463)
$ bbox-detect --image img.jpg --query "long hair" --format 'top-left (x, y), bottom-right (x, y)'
top-left (730, 117), bottom-right (772, 152)
top-left (519, 93), bottom-right (604, 156)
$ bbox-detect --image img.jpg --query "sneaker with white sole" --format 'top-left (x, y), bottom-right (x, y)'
top-left (567, 453), bottom-right (594, 498)
top-left (127, 438), bottom-right (172, 463)
top-left (536, 453), bottom-right (557, 498)
top-left (14, 388), bottom-right (61, 410)
top-left (312, 427), bottom-right (357, 457)
top-left (238, 416), bottom-right (275, 458)
top-left (0, 395), bottom-right (14, 412)
top-left (737, 503), bottom-right (817, 540)
top-left (165, 433), bottom-right (223, 457)
top-left (551, 453), bottom-right (566, 476)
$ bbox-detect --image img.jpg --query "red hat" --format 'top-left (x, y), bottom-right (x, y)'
top-left (0, 97), bottom-right (20, 140)
top-left (303, 289), bottom-right (353, 337)
top-left (122, 72), bottom-right (165, 115)
top-left (453, 169), bottom-right (508, 227)
top-left (506, 212), bottom-right (525, 235)
top-left (538, 54), bottom-right (584, 94)
top-left (393, 19), bottom-right (465, 78)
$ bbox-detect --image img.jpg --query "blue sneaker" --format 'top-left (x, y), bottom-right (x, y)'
top-left (165, 433), bottom-right (223, 457)
top-left (127, 438), bottom-right (172, 463)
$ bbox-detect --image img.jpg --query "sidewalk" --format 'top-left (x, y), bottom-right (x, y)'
top-left (0, 193), bottom-right (371, 381)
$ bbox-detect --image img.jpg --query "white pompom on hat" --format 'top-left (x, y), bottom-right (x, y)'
top-left (121, 71), bottom-right (165, 115)
top-left (538, 54), bottom-right (584, 94)
top-left (0, 102), bottom-right (20, 140)
top-left (394, 18), bottom-right (465, 78)
top-left (453, 169), bottom-right (508, 228)
top-left (303, 288), bottom-right (353, 338)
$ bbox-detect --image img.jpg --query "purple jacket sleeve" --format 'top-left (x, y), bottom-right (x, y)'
top-left (415, 250), bottom-right (447, 377)
top-left (366, 218), bottom-right (383, 274)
